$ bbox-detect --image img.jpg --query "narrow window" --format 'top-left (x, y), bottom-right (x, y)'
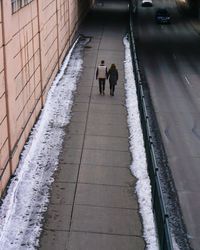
top-left (11, 0), bottom-right (33, 14)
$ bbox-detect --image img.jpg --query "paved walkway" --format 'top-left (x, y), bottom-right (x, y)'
top-left (39, 1), bottom-right (145, 249)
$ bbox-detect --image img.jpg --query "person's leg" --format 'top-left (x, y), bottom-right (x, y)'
top-left (110, 82), bottom-right (114, 96)
top-left (111, 85), bottom-right (114, 96)
top-left (99, 80), bottom-right (101, 94)
top-left (101, 79), bottom-right (104, 95)
top-left (99, 79), bottom-right (104, 95)
top-left (112, 84), bottom-right (115, 96)
top-left (109, 81), bottom-right (112, 95)
top-left (102, 80), bottom-right (105, 95)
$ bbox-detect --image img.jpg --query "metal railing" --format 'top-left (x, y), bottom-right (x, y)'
top-left (128, 2), bottom-right (173, 249)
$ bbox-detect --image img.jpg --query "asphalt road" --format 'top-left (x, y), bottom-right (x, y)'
top-left (135, 0), bottom-right (200, 248)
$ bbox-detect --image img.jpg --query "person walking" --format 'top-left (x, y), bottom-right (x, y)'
top-left (107, 64), bottom-right (118, 96)
top-left (96, 60), bottom-right (108, 95)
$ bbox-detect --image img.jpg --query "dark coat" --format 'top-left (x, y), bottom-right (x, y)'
top-left (108, 68), bottom-right (118, 84)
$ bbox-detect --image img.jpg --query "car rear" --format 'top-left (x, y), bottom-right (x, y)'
top-left (155, 9), bottom-right (171, 24)
top-left (142, 0), bottom-right (153, 7)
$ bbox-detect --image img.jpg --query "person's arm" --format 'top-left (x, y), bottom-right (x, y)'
top-left (106, 68), bottom-right (109, 79)
top-left (96, 68), bottom-right (99, 79)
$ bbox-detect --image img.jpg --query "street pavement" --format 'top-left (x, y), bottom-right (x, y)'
top-left (39, 1), bottom-right (145, 250)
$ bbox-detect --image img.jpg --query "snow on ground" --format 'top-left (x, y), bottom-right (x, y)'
top-left (123, 36), bottom-right (159, 250)
top-left (0, 38), bottom-right (84, 250)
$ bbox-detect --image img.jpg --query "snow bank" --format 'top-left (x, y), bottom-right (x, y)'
top-left (123, 36), bottom-right (159, 250)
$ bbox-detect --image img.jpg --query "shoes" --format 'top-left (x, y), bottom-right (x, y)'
top-left (99, 91), bottom-right (114, 96)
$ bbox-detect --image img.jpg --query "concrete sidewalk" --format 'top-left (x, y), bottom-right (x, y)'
top-left (39, 1), bottom-right (145, 249)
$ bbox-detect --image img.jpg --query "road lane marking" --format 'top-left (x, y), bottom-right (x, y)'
top-left (184, 76), bottom-right (192, 86)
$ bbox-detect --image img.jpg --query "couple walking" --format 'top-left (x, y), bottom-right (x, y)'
top-left (96, 60), bottom-right (118, 96)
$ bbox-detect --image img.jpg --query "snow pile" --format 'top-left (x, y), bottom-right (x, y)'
top-left (123, 36), bottom-right (158, 250)
top-left (0, 38), bottom-right (83, 250)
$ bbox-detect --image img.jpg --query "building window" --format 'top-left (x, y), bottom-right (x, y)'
top-left (11, 0), bottom-right (33, 13)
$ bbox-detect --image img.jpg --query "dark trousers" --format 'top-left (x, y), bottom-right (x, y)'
top-left (99, 79), bottom-right (106, 94)
top-left (109, 82), bottom-right (116, 96)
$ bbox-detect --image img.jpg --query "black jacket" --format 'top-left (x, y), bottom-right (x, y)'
top-left (108, 68), bottom-right (118, 83)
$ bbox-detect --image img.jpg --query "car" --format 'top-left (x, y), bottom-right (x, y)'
top-left (141, 0), bottom-right (153, 7)
top-left (155, 8), bottom-right (171, 24)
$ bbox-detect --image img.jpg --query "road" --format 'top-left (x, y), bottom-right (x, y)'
top-left (135, 0), bottom-right (200, 249)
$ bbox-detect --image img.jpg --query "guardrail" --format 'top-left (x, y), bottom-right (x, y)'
top-left (128, 2), bottom-right (173, 249)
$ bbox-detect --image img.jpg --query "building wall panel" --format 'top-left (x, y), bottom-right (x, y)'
top-left (0, 0), bottom-right (93, 197)
top-left (0, 118), bottom-right (9, 166)
top-left (38, 0), bottom-right (59, 100)
top-left (0, 70), bottom-right (5, 96)
top-left (57, 0), bottom-right (70, 66)
top-left (0, 2), bottom-right (10, 196)
top-left (69, 0), bottom-right (78, 40)
top-left (1, 2), bottom-right (43, 178)
top-left (0, 162), bottom-right (10, 197)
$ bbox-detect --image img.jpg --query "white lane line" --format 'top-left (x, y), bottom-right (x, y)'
top-left (184, 76), bottom-right (192, 86)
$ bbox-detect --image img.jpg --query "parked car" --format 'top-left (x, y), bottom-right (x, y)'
top-left (155, 8), bottom-right (171, 24)
top-left (141, 0), bottom-right (153, 7)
